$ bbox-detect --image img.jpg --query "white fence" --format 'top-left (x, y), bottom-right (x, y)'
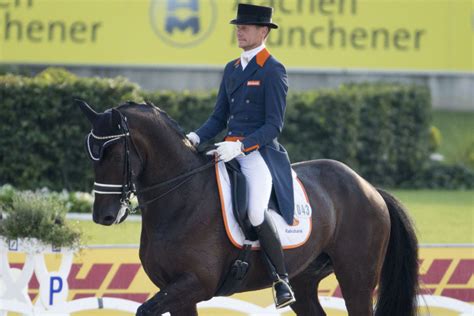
top-left (1, 239), bottom-right (473, 316)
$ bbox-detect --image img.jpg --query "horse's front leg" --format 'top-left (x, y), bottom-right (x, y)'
top-left (136, 272), bottom-right (209, 316)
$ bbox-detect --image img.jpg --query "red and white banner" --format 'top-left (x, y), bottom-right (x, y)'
top-left (3, 244), bottom-right (473, 315)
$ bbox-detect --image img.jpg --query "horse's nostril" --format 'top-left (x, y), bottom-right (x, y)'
top-left (103, 215), bottom-right (116, 224)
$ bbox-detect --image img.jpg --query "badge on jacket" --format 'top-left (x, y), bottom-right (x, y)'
top-left (247, 80), bottom-right (261, 86)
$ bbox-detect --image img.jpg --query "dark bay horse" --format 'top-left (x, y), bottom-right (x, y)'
top-left (79, 100), bottom-right (419, 316)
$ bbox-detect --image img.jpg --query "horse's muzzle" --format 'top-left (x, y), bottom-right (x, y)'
top-left (94, 212), bottom-right (116, 226)
top-left (93, 206), bottom-right (119, 226)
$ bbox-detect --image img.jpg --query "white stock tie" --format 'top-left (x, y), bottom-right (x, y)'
top-left (242, 56), bottom-right (249, 70)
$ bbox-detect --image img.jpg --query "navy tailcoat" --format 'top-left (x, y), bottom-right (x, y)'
top-left (196, 48), bottom-right (294, 225)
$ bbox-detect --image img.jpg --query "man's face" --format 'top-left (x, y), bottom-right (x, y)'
top-left (236, 25), bottom-right (268, 51)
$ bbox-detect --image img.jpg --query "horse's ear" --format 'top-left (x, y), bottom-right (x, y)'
top-left (111, 108), bottom-right (123, 130)
top-left (76, 99), bottom-right (98, 124)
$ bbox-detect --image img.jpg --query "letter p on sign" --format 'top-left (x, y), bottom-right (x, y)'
top-left (49, 276), bottom-right (62, 305)
top-left (40, 274), bottom-right (68, 307)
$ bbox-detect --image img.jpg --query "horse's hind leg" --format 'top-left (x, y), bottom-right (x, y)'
top-left (329, 227), bottom-right (387, 315)
top-left (290, 254), bottom-right (333, 316)
top-left (332, 260), bottom-right (375, 315)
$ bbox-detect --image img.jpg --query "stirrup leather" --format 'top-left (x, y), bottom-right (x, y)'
top-left (271, 276), bottom-right (296, 309)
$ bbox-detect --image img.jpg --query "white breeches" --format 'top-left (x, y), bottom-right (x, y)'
top-left (235, 151), bottom-right (273, 226)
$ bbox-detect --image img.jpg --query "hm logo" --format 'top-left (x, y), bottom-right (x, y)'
top-left (150, 0), bottom-right (216, 47)
top-left (166, 0), bottom-right (200, 35)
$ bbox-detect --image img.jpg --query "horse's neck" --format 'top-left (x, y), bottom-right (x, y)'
top-left (139, 136), bottom-right (212, 229)
top-left (131, 109), bottom-right (216, 230)
top-left (141, 129), bottom-right (205, 186)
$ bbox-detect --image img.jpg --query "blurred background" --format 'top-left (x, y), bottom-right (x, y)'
top-left (0, 0), bottom-right (473, 315)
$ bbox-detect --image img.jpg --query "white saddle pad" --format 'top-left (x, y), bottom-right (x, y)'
top-left (215, 161), bottom-right (313, 250)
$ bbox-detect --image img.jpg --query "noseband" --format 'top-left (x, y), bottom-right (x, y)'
top-left (87, 109), bottom-right (215, 215)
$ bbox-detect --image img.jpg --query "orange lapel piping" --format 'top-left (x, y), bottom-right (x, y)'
top-left (256, 48), bottom-right (271, 67)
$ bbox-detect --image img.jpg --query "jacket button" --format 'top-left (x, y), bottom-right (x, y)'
top-left (230, 115), bottom-right (234, 119)
top-left (231, 98), bottom-right (235, 103)
top-left (245, 99), bottom-right (250, 104)
top-left (228, 131), bottom-right (232, 135)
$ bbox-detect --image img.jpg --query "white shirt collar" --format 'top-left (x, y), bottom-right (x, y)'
top-left (240, 43), bottom-right (265, 70)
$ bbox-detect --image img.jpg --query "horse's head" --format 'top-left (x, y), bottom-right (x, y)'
top-left (78, 100), bottom-right (142, 226)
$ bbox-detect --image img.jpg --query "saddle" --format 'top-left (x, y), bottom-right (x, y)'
top-left (214, 155), bottom-right (312, 296)
top-left (217, 160), bottom-right (282, 297)
top-left (225, 160), bottom-right (254, 240)
top-left (225, 160), bottom-right (280, 242)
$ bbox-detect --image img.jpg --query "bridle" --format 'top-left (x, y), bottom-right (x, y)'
top-left (88, 111), bottom-right (136, 212)
top-left (88, 110), bottom-right (215, 215)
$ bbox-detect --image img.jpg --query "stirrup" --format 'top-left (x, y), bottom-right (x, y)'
top-left (271, 276), bottom-right (296, 309)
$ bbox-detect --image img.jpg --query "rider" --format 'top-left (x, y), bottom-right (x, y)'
top-left (186, 3), bottom-right (295, 309)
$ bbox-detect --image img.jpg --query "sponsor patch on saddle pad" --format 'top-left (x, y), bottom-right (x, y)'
top-left (215, 161), bottom-right (312, 250)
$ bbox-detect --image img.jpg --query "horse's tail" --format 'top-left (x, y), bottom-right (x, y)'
top-left (375, 188), bottom-right (419, 316)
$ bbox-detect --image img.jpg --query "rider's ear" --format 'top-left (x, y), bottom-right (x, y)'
top-left (76, 99), bottom-right (98, 125)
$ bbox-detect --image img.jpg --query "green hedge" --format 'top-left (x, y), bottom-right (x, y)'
top-left (0, 68), bottom-right (139, 191)
top-left (0, 68), bottom-right (471, 191)
top-left (344, 84), bottom-right (432, 186)
top-left (401, 162), bottom-right (474, 189)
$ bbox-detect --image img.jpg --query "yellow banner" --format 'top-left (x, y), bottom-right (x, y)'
top-left (0, 0), bottom-right (472, 71)
top-left (6, 246), bottom-right (474, 316)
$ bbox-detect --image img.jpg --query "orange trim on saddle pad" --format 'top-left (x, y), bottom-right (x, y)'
top-left (214, 161), bottom-right (313, 250)
top-left (215, 162), bottom-right (242, 249)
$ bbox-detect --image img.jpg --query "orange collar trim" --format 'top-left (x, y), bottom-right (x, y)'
top-left (234, 58), bottom-right (241, 66)
top-left (256, 48), bottom-right (271, 67)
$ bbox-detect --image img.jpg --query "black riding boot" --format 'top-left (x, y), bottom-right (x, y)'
top-left (254, 211), bottom-right (296, 309)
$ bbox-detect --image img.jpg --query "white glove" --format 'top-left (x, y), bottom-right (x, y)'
top-left (186, 132), bottom-right (200, 147)
top-left (214, 141), bottom-right (244, 162)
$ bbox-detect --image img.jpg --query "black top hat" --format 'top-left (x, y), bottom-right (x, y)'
top-left (230, 4), bottom-right (278, 29)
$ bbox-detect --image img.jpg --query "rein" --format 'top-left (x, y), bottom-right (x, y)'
top-left (90, 110), bottom-right (216, 214)
top-left (132, 160), bottom-right (215, 212)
